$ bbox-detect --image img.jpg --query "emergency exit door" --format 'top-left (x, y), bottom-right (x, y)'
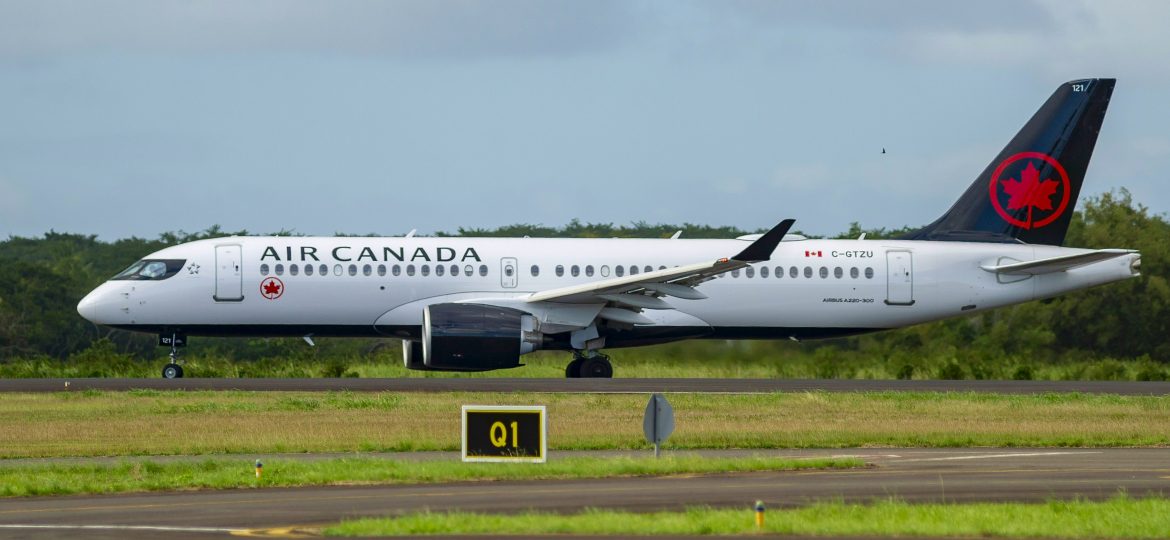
top-left (501, 257), bottom-right (518, 288)
top-left (214, 244), bottom-right (244, 301)
top-left (885, 250), bottom-right (914, 305)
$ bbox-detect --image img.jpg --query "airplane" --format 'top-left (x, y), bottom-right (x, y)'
top-left (77, 78), bottom-right (1139, 379)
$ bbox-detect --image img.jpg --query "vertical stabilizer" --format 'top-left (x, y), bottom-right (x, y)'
top-left (903, 78), bottom-right (1114, 246)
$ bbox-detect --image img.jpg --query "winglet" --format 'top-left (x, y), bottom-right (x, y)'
top-left (732, 219), bottom-right (795, 262)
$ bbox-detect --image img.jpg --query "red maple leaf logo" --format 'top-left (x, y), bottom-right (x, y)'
top-left (1000, 162), bottom-right (1059, 211)
top-left (263, 280), bottom-right (281, 296)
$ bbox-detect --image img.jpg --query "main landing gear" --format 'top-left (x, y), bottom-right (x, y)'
top-left (162, 334), bottom-right (184, 379)
top-left (565, 351), bottom-right (613, 378)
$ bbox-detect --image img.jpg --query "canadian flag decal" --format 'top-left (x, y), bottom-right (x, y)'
top-left (804, 250), bottom-right (823, 257)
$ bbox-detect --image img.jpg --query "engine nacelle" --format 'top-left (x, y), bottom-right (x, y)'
top-left (404, 303), bottom-right (541, 372)
top-left (402, 339), bottom-right (426, 370)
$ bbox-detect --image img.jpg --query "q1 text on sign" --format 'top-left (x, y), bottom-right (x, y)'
top-left (461, 405), bottom-right (547, 463)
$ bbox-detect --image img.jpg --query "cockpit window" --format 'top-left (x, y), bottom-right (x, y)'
top-left (111, 259), bottom-right (186, 281)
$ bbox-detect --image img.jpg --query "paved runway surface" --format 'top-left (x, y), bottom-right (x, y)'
top-left (4, 378), bottom-right (1170, 394)
top-left (2, 448), bottom-right (1169, 539)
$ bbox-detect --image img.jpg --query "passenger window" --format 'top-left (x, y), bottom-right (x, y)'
top-left (834, 267), bottom-right (843, 279)
top-left (305, 264), bottom-right (314, 276)
top-left (615, 265), bottom-right (625, 277)
top-left (531, 265), bottom-right (540, 277)
top-left (421, 265), bottom-right (430, 276)
top-left (479, 264), bottom-right (488, 276)
top-left (377, 264), bottom-right (386, 277)
top-left (436, 265), bottom-right (445, 276)
top-left (571, 265), bottom-right (580, 277)
top-left (504, 265), bottom-right (513, 277)
top-left (819, 267), bottom-right (828, 279)
top-left (745, 267), bottom-right (755, 278)
top-left (760, 266), bottom-right (769, 278)
top-left (450, 264), bottom-right (459, 276)
top-left (850, 267), bottom-right (859, 279)
top-left (275, 264), bottom-right (284, 276)
top-left (260, 264), bottom-right (270, 276)
top-left (790, 266), bottom-right (798, 278)
top-left (346, 264), bottom-right (356, 276)
top-left (803, 267), bottom-right (812, 278)
top-left (290, 264), bottom-right (299, 276)
top-left (333, 264), bottom-right (343, 276)
top-left (585, 265), bottom-right (594, 277)
top-left (644, 265), bottom-right (653, 274)
top-left (319, 264), bottom-right (328, 276)
top-left (865, 267), bottom-right (874, 279)
top-left (601, 265), bottom-right (610, 277)
top-left (775, 266), bottom-right (782, 278)
top-left (659, 265), bottom-right (666, 270)
top-left (629, 265), bottom-right (638, 275)
top-left (731, 269), bottom-right (740, 278)
top-left (392, 265), bottom-right (401, 276)
top-left (465, 265), bottom-right (474, 276)
top-left (363, 264), bottom-right (372, 276)
top-left (556, 265), bottom-right (565, 277)
top-left (406, 265), bottom-right (415, 276)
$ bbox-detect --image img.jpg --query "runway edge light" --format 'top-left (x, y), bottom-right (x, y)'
top-left (754, 500), bottom-right (765, 529)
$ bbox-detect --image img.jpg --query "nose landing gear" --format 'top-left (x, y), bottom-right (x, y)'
top-left (565, 350), bottom-right (613, 378)
top-left (160, 333), bottom-right (185, 379)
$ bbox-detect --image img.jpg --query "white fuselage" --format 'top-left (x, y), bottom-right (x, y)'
top-left (77, 235), bottom-right (1140, 347)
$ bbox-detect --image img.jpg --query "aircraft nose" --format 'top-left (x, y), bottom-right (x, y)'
top-left (77, 290), bottom-right (99, 322)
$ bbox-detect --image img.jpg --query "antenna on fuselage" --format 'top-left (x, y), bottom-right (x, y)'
top-left (404, 229), bottom-right (417, 238)
top-left (670, 231), bottom-right (682, 240)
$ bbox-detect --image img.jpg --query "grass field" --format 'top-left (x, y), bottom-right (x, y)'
top-left (2, 390), bottom-right (1168, 458)
top-left (0, 455), bottom-right (858, 497)
top-left (325, 495), bottom-right (1170, 537)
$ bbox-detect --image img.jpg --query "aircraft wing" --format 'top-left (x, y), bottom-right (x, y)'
top-left (981, 249), bottom-right (1137, 275)
top-left (525, 219), bottom-right (795, 309)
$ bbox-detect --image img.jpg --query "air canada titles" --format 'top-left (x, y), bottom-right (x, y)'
top-left (260, 245), bottom-right (482, 263)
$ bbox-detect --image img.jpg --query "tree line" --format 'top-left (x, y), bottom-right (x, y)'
top-left (0, 190), bottom-right (1166, 369)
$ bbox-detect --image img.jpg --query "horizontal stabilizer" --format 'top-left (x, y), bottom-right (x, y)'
top-left (981, 249), bottom-right (1136, 275)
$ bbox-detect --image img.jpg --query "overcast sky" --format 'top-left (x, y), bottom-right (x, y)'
top-left (2, 0), bottom-right (1168, 239)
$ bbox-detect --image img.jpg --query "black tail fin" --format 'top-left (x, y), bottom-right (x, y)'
top-left (903, 78), bottom-right (1115, 246)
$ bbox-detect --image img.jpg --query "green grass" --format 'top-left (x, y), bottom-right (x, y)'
top-left (0, 455), bottom-right (859, 497)
top-left (6, 339), bottom-right (1170, 381)
top-left (326, 495), bottom-right (1170, 537)
top-left (5, 390), bottom-right (1170, 458)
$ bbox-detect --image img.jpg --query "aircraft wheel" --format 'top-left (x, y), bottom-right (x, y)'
top-left (579, 356), bottom-right (613, 378)
top-left (565, 357), bottom-right (585, 378)
top-left (162, 363), bottom-right (184, 379)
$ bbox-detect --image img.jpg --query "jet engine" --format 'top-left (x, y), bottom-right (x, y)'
top-left (402, 303), bottom-right (542, 371)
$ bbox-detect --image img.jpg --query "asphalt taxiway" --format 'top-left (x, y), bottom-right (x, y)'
top-left (1, 448), bottom-right (1168, 539)
top-left (3, 378), bottom-right (1170, 394)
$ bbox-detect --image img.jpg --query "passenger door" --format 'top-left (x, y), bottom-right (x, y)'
top-left (214, 244), bottom-right (244, 302)
top-left (885, 250), bottom-right (914, 305)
